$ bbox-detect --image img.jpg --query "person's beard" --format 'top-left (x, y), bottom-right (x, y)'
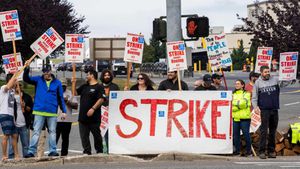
top-left (103, 77), bottom-right (111, 84)
top-left (263, 74), bottom-right (270, 80)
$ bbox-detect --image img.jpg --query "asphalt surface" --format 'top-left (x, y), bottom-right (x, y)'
top-left (0, 70), bottom-right (300, 162)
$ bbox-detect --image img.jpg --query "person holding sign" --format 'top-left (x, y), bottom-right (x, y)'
top-left (99, 69), bottom-right (119, 153)
top-left (158, 71), bottom-right (188, 91)
top-left (0, 74), bottom-right (19, 161)
top-left (23, 64), bottom-right (67, 158)
top-left (232, 79), bottom-right (252, 156)
top-left (130, 73), bottom-right (154, 91)
top-left (74, 69), bottom-right (105, 155)
top-left (252, 65), bottom-right (295, 159)
top-left (56, 78), bottom-right (78, 156)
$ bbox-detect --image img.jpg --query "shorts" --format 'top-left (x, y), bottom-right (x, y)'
top-left (0, 114), bottom-right (17, 135)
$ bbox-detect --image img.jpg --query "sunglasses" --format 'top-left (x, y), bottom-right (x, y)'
top-left (137, 77), bottom-right (144, 80)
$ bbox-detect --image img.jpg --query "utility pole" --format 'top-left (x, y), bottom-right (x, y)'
top-left (166, 0), bottom-right (182, 42)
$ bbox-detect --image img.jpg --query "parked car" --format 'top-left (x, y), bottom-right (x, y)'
top-left (97, 60), bottom-right (110, 72)
top-left (57, 62), bottom-right (68, 71)
top-left (82, 61), bottom-right (94, 73)
top-left (112, 59), bottom-right (132, 77)
top-left (67, 63), bottom-right (84, 71)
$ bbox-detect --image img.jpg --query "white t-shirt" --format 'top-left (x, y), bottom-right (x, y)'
top-left (15, 95), bottom-right (26, 127)
top-left (0, 85), bottom-right (15, 116)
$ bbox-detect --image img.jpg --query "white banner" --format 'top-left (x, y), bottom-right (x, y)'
top-left (167, 41), bottom-right (187, 71)
top-left (279, 52), bottom-right (298, 81)
top-left (124, 33), bottom-right (144, 64)
top-left (206, 33), bottom-right (232, 70)
top-left (30, 27), bottom-right (64, 59)
top-left (109, 91), bottom-right (233, 154)
top-left (255, 47), bottom-right (273, 73)
top-left (0, 10), bottom-right (22, 42)
top-left (65, 34), bottom-right (84, 63)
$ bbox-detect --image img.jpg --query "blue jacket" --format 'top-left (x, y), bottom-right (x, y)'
top-left (23, 68), bottom-right (66, 114)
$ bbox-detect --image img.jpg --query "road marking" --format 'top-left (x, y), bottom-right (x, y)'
top-left (235, 162), bottom-right (300, 165)
top-left (45, 149), bottom-right (82, 154)
top-left (284, 102), bottom-right (300, 106)
top-left (72, 122), bottom-right (78, 126)
top-left (282, 90), bottom-right (300, 94)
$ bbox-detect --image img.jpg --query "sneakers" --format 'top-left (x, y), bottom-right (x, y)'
top-left (259, 153), bottom-right (266, 159)
top-left (268, 152), bottom-right (276, 158)
top-left (48, 152), bottom-right (59, 157)
top-left (24, 153), bottom-right (35, 158)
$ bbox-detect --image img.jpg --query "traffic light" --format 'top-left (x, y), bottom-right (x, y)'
top-left (153, 18), bottom-right (167, 41)
top-left (186, 17), bottom-right (209, 37)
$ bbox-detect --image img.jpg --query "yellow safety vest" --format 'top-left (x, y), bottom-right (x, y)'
top-left (290, 123), bottom-right (300, 144)
top-left (232, 90), bottom-right (251, 122)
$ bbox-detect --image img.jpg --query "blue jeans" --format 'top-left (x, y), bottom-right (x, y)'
top-left (8, 126), bottom-right (30, 158)
top-left (28, 115), bottom-right (57, 155)
top-left (233, 119), bottom-right (251, 154)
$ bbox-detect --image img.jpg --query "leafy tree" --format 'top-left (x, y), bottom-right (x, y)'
top-left (0, 0), bottom-right (89, 67)
top-left (237, 0), bottom-right (300, 60)
top-left (143, 35), bottom-right (166, 63)
top-left (231, 40), bottom-right (248, 70)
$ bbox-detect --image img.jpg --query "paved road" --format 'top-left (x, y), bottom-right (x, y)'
top-left (0, 70), bottom-right (299, 159)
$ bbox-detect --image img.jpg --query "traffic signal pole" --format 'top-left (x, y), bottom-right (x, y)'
top-left (167, 0), bottom-right (183, 90)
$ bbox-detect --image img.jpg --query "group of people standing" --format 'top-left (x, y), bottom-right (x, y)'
top-left (0, 64), bottom-right (293, 160)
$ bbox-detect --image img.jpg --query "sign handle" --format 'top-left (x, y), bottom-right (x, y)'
top-left (72, 62), bottom-right (76, 96)
top-left (126, 62), bottom-right (132, 89)
top-left (177, 69), bottom-right (182, 91)
top-left (221, 69), bottom-right (228, 90)
top-left (12, 39), bottom-right (24, 112)
top-left (13, 53), bottom-right (37, 79)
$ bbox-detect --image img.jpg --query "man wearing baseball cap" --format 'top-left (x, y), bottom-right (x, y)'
top-left (23, 63), bottom-right (67, 158)
top-left (211, 73), bottom-right (226, 90)
top-left (194, 74), bottom-right (217, 90)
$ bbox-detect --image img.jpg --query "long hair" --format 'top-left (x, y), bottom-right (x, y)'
top-left (137, 73), bottom-right (154, 88)
top-left (233, 79), bottom-right (245, 94)
top-left (100, 69), bottom-right (113, 83)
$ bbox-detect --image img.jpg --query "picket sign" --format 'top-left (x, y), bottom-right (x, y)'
top-left (255, 47), bottom-right (273, 73)
top-left (0, 10), bottom-right (22, 42)
top-left (124, 33), bottom-right (145, 88)
top-left (14, 27), bottom-right (64, 78)
top-left (279, 52), bottom-right (298, 81)
top-left (109, 91), bottom-right (233, 154)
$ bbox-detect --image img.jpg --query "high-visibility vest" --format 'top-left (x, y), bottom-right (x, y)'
top-left (290, 123), bottom-right (300, 144)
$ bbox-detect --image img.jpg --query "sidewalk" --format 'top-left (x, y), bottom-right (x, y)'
top-left (1, 153), bottom-right (299, 167)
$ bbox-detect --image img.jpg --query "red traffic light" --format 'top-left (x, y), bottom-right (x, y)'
top-left (186, 17), bottom-right (209, 38)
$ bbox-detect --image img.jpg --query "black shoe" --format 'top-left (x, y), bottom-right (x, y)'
top-left (259, 153), bottom-right (266, 159)
top-left (232, 152), bottom-right (240, 156)
top-left (268, 152), bottom-right (276, 158)
top-left (245, 152), bottom-right (252, 157)
top-left (24, 153), bottom-right (35, 158)
top-left (48, 152), bottom-right (59, 157)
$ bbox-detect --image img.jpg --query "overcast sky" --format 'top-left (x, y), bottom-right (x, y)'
top-left (69, 0), bottom-right (256, 41)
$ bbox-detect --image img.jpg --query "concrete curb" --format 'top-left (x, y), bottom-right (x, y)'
top-left (0, 153), bottom-right (235, 167)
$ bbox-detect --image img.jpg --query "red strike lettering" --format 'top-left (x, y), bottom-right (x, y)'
top-left (196, 100), bottom-right (211, 138)
top-left (115, 99), bottom-right (142, 139)
top-left (167, 99), bottom-right (188, 138)
top-left (42, 35), bottom-right (56, 49)
top-left (211, 100), bottom-right (229, 139)
top-left (141, 99), bottom-right (168, 136)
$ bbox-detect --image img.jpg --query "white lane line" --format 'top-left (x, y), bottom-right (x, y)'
top-left (235, 162), bottom-right (300, 165)
top-left (280, 166), bottom-right (300, 168)
top-left (284, 102), bottom-right (300, 106)
top-left (45, 149), bottom-right (82, 154)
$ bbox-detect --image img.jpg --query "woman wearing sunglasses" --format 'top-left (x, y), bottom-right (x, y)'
top-left (130, 73), bottom-right (154, 91)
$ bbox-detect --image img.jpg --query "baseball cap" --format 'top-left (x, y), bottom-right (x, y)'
top-left (42, 65), bottom-right (52, 73)
top-left (211, 73), bottom-right (223, 79)
top-left (203, 74), bottom-right (212, 82)
top-left (60, 78), bottom-right (67, 86)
